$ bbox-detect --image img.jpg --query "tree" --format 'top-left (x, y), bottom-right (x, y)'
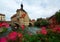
top-left (34, 18), bottom-right (49, 28)
top-left (34, 21), bottom-right (40, 27)
top-left (55, 10), bottom-right (60, 24)
top-left (40, 19), bottom-right (49, 27)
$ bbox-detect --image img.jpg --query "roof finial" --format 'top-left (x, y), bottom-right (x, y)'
top-left (21, 3), bottom-right (23, 9)
top-left (20, 0), bottom-right (23, 9)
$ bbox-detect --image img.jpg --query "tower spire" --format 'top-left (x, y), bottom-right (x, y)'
top-left (21, 3), bottom-right (23, 9)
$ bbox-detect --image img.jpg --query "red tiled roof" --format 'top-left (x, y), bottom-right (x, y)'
top-left (11, 14), bottom-right (17, 18)
top-left (16, 9), bottom-right (27, 13)
top-left (48, 15), bottom-right (55, 20)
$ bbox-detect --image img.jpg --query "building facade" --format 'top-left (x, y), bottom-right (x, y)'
top-left (0, 14), bottom-right (5, 21)
top-left (48, 15), bottom-right (57, 28)
top-left (11, 4), bottom-right (30, 26)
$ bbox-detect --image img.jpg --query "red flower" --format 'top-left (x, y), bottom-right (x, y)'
top-left (21, 25), bottom-right (25, 30)
top-left (7, 32), bottom-right (17, 40)
top-left (56, 26), bottom-right (60, 33)
top-left (17, 33), bottom-right (23, 42)
top-left (41, 27), bottom-right (46, 29)
top-left (0, 37), bottom-right (7, 42)
top-left (0, 22), bottom-right (9, 28)
top-left (17, 33), bottom-right (23, 38)
top-left (40, 28), bottom-right (47, 35)
top-left (52, 28), bottom-right (57, 32)
top-left (2, 22), bottom-right (9, 28)
top-left (0, 23), bottom-right (2, 27)
top-left (50, 24), bottom-right (54, 28)
top-left (52, 25), bottom-right (60, 33)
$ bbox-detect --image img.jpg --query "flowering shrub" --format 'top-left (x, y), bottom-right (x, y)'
top-left (0, 37), bottom-right (7, 42)
top-left (20, 25), bottom-right (25, 30)
top-left (7, 31), bottom-right (17, 40)
top-left (0, 22), bottom-right (9, 28)
top-left (0, 22), bottom-right (24, 42)
top-left (0, 22), bottom-right (9, 42)
top-left (51, 25), bottom-right (60, 33)
top-left (40, 27), bottom-right (47, 35)
top-left (0, 22), bottom-right (9, 34)
top-left (0, 21), bottom-right (60, 42)
top-left (17, 32), bottom-right (23, 38)
top-left (23, 26), bottom-right (60, 42)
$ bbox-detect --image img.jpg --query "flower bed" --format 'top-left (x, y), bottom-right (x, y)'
top-left (0, 22), bottom-right (11, 37)
top-left (0, 22), bottom-right (60, 42)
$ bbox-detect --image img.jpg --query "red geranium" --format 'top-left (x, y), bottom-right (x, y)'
top-left (40, 28), bottom-right (47, 35)
top-left (17, 32), bottom-right (23, 38)
top-left (2, 22), bottom-right (9, 28)
top-left (41, 26), bottom-right (46, 29)
top-left (7, 32), bottom-right (17, 40)
top-left (52, 28), bottom-right (57, 33)
top-left (0, 23), bottom-right (2, 27)
top-left (0, 22), bottom-right (9, 28)
top-left (21, 25), bottom-right (25, 30)
top-left (52, 25), bottom-right (60, 33)
top-left (0, 37), bottom-right (7, 42)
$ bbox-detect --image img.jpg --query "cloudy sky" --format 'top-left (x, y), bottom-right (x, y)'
top-left (0, 0), bottom-right (60, 21)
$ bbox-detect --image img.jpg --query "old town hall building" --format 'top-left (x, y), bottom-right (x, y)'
top-left (11, 4), bottom-right (30, 26)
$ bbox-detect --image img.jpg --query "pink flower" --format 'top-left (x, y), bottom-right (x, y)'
top-left (7, 32), bottom-right (17, 40)
top-left (17, 33), bottom-right (23, 38)
top-left (52, 25), bottom-right (60, 33)
top-left (17, 33), bottom-right (23, 42)
top-left (0, 23), bottom-right (2, 27)
top-left (21, 25), bottom-right (25, 30)
top-left (41, 27), bottom-right (46, 29)
top-left (0, 37), bottom-right (7, 42)
top-left (40, 28), bottom-right (47, 35)
top-left (2, 22), bottom-right (9, 28)
top-left (50, 24), bottom-right (54, 28)
top-left (56, 26), bottom-right (60, 33)
top-left (52, 28), bottom-right (57, 32)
